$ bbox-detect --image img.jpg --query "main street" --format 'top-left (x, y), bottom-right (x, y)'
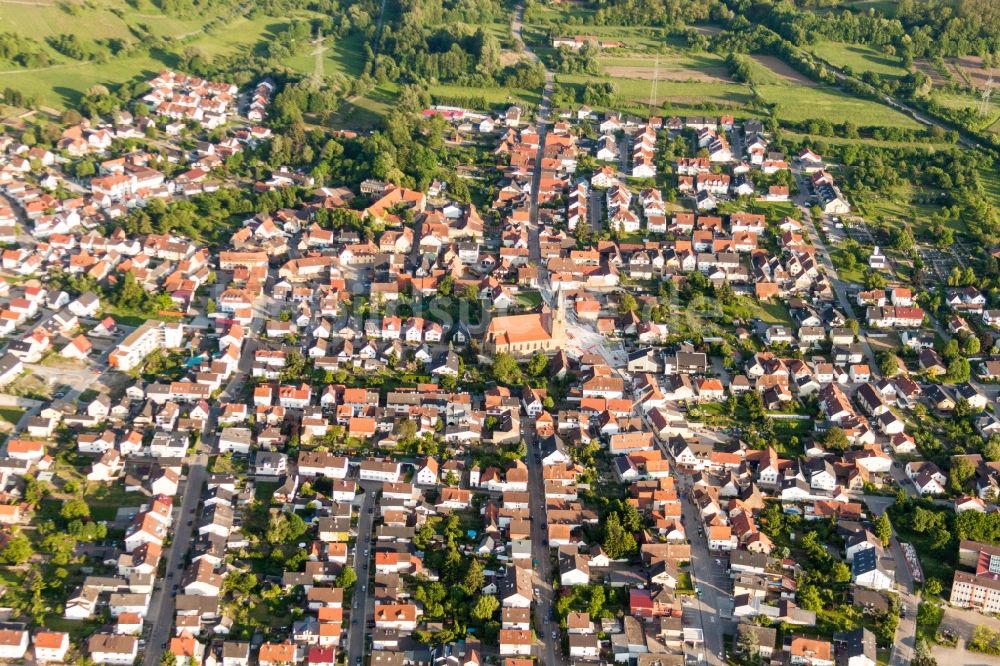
top-left (142, 458), bottom-right (207, 666)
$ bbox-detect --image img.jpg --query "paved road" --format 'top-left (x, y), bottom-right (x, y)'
top-left (512, 1), bottom-right (553, 235)
top-left (793, 175), bottom-right (880, 374)
top-left (522, 422), bottom-right (566, 665)
top-left (142, 459), bottom-right (207, 666)
top-left (861, 497), bottom-right (919, 666)
top-left (346, 483), bottom-right (378, 665)
top-left (678, 475), bottom-right (728, 665)
top-left (142, 288), bottom-right (268, 665)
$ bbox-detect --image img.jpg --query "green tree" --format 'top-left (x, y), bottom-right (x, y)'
top-left (265, 511), bottom-right (308, 545)
top-left (492, 353), bottom-right (522, 386)
top-left (526, 352), bottom-right (548, 377)
top-left (337, 566), bottom-right (357, 590)
top-left (463, 559), bottom-right (485, 596)
top-left (280, 350), bottom-right (307, 381)
top-left (913, 638), bottom-right (938, 666)
top-left (437, 275), bottom-right (454, 297)
top-left (877, 350), bottom-right (899, 377)
top-left (962, 334), bottom-right (981, 356)
top-left (737, 626), bottom-right (760, 661)
top-left (875, 512), bottom-right (892, 547)
top-left (924, 578), bottom-right (943, 596)
top-left (60, 498), bottom-right (90, 521)
top-left (820, 427), bottom-right (850, 452)
top-left (470, 594), bottom-right (499, 621)
top-left (602, 512), bottom-right (637, 559)
top-left (984, 436), bottom-right (1000, 462)
top-left (798, 583), bottom-right (823, 611)
top-left (949, 457), bottom-right (977, 493)
top-left (2, 534), bottom-right (32, 565)
top-left (588, 585), bottom-right (605, 619)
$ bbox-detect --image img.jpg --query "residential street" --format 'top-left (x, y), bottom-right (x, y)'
top-left (142, 459), bottom-right (207, 666)
top-left (522, 421), bottom-right (566, 666)
top-left (861, 497), bottom-right (919, 666)
top-left (792, 173), bottom-right (880, 375)
top-left (346, 483), bottom-right (378, 665)
top-left (678, 475), bottom-right (728, 666)
top-left (142, 293), bottom-right (268, 666)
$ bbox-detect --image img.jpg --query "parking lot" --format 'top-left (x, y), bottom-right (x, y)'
top-left (933, 606), bottom-right (1000, 666)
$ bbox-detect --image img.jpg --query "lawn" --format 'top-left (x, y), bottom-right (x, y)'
top-left (0, 407), bottom-right (24, 427)
top-left (331, 82), bottom-right (400, 129)
top-left (281, 31), bottom-right (368, 81)
top-left (852, 182), bottom-right (960, 237)
top-left (980, 167), bottom-right (1000, 211)
top-left (772, 418), bottom-right (812, 456)
top-left (516, 290), bottom-right (543, 308)
top-left (255, 480), bottom-right (282, 502)
top-left (756, 301), bottom-right (794, 326)
top-left (594, 51), bottom-right (731, 82)
top-left (830, 246), bottom-right (868, 285)
top-left (84, 481), bottom-right (144, 512)
top-left (810, 41), bottom-right (908, 79)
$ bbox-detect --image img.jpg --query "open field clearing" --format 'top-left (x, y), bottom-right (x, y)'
top-left (0, 0), bottom-right (214, 44)
top-left (428, 83), bottom-right (543, 108)
top-left (750, 55), bottom-right (817, 86)
top-left (557, 73), bottom-right (750, 109)
top-left (809, 40), bottom-right (907, 78)
top-left (597, 53), bottom-right (730, 82)
top-left (281, 31), bottom-right (368, 81)
top-left (756, 83), bottom-right (921, 127)
top-left (0, 0), bottom-right (331, 107)
top-left (0, 53), bottom-right (166, 107)
top-left (949, 55), bottom-right (1000, 90)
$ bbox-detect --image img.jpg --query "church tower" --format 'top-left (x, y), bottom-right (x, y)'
top-left (550, 292), bottom-right (567, 347)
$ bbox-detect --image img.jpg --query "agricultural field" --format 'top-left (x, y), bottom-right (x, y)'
top-left (595, 52), bottom-right (730, 82)
top-left (556, 72), bottom-right (751, 112)
top-left (809, 40), bottom-right (908, 78)
top-left (755, 81), bottom-right (921, 128)
top-left (427, 83), bottom-right (543, 109)
top-left (748, 55), bottom-right (817, 86)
